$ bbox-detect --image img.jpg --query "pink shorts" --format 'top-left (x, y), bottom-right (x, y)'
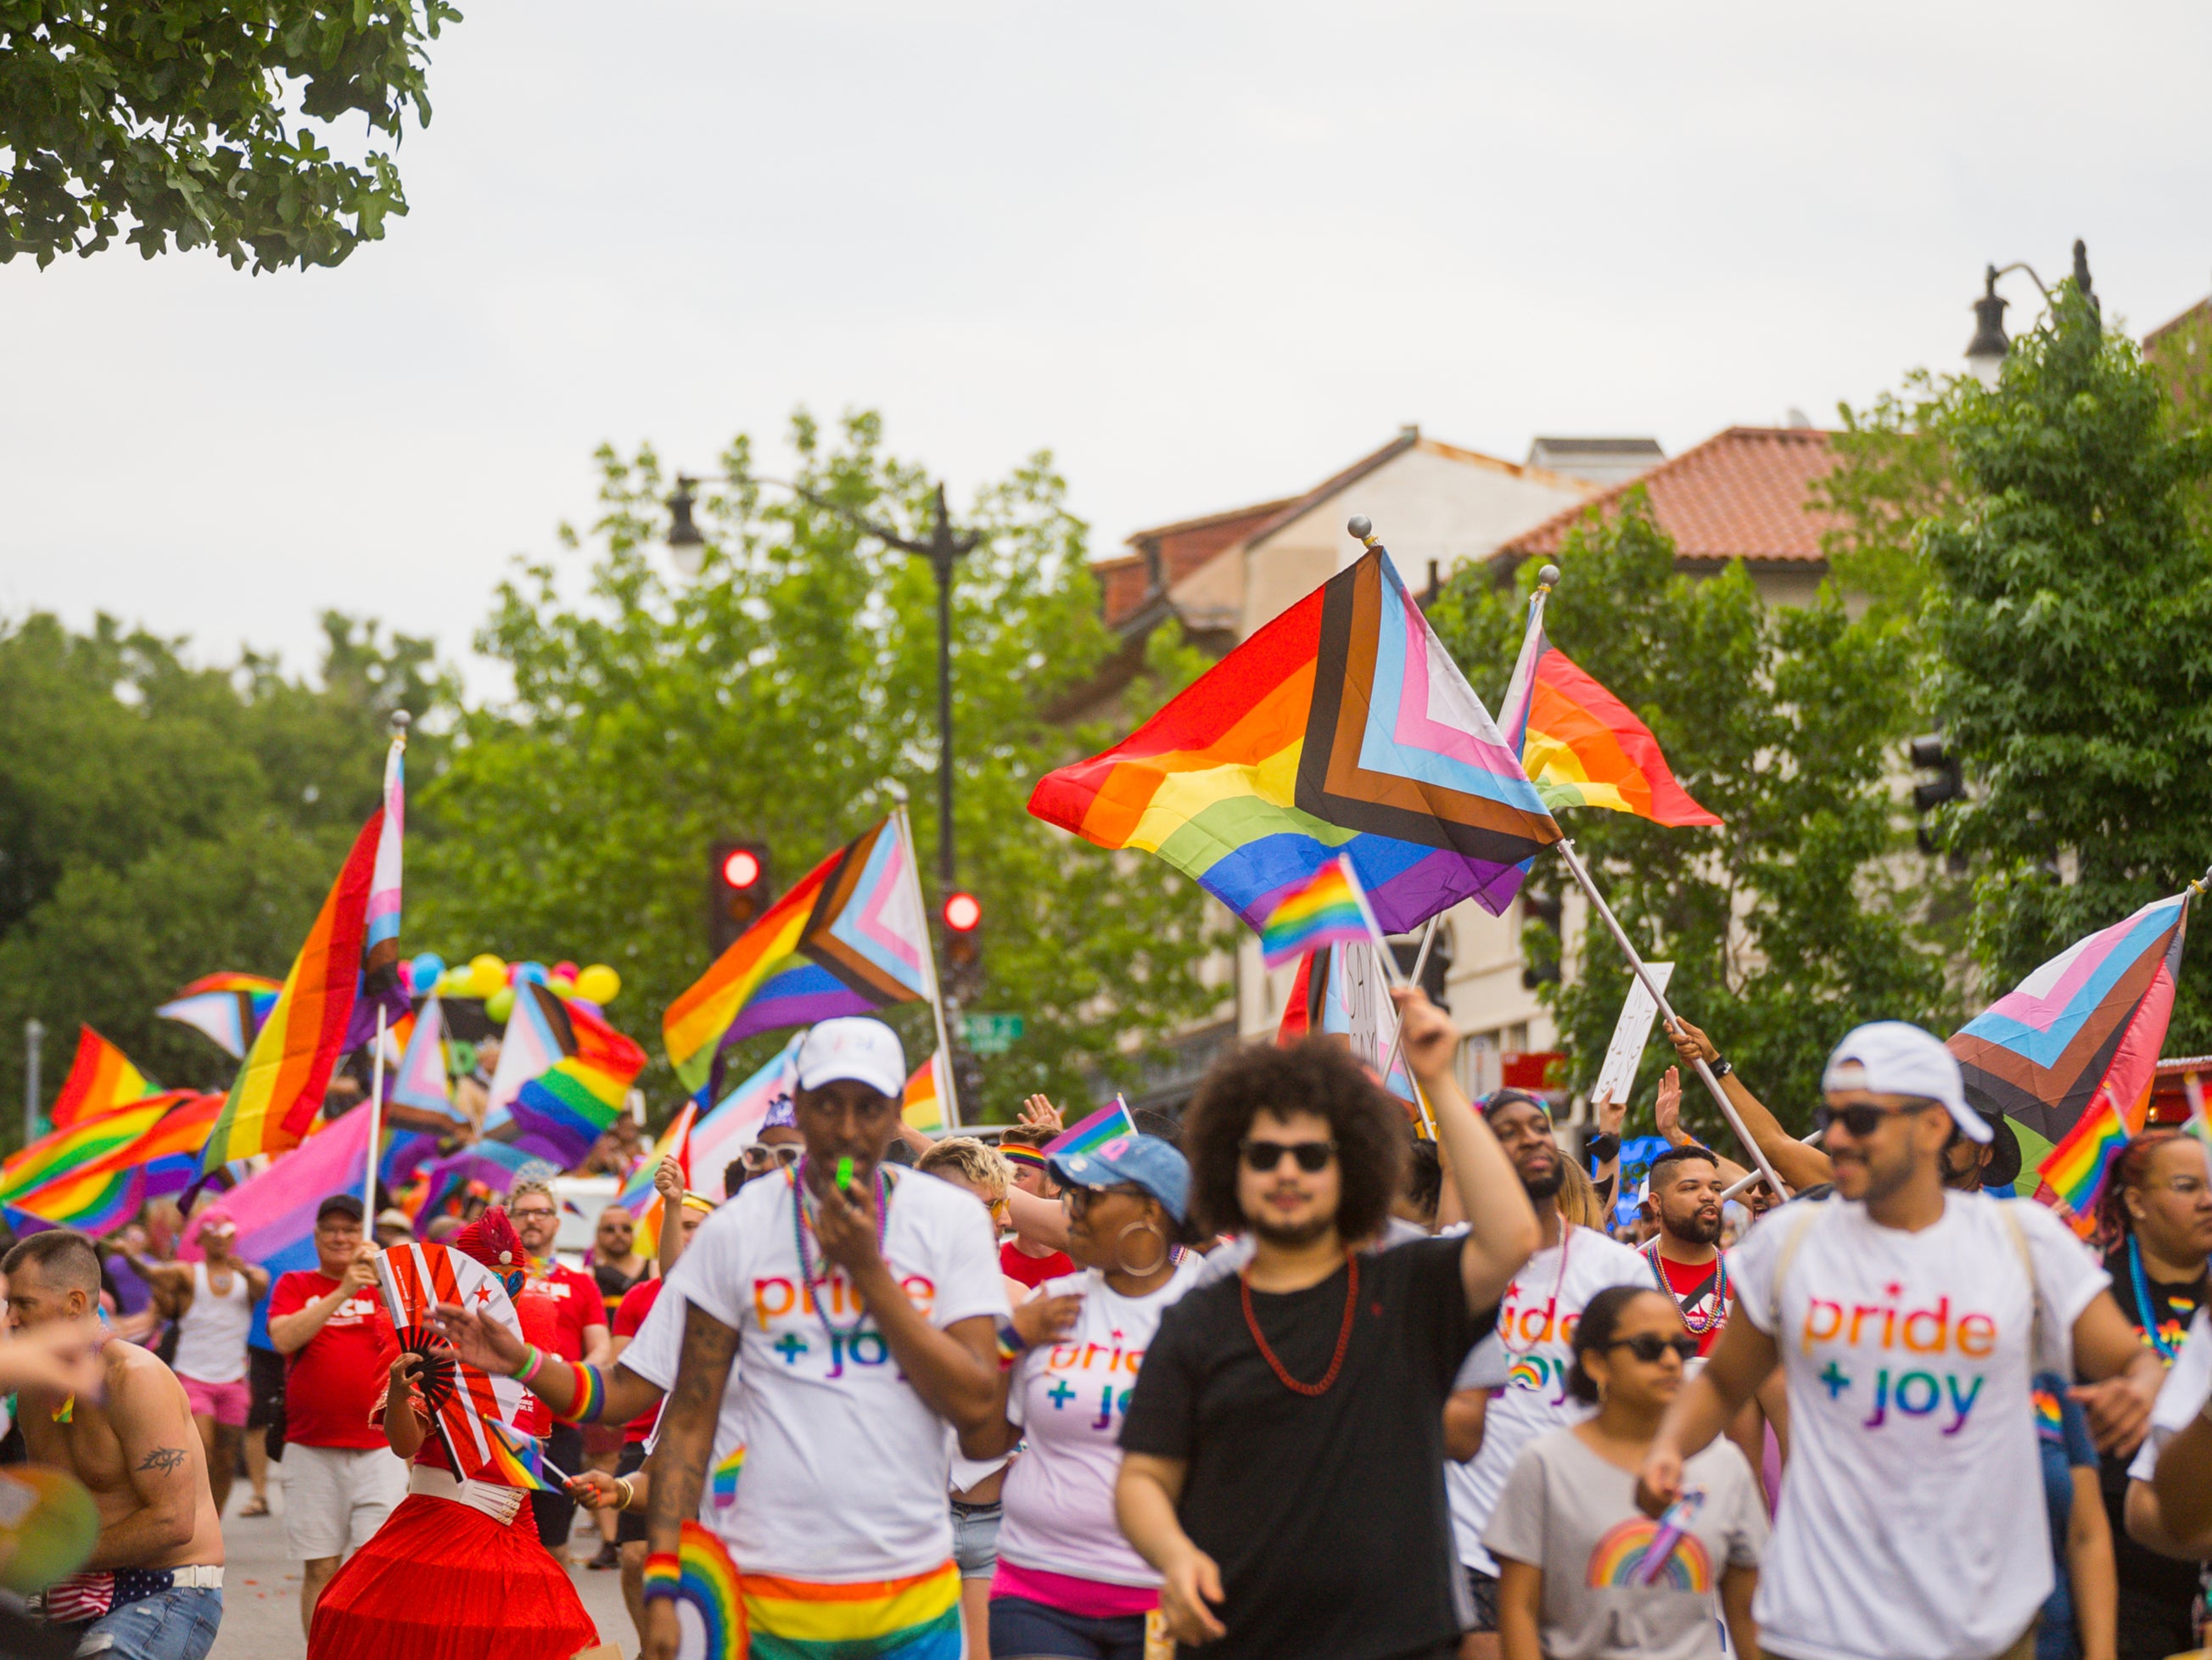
top-left (179, 1373), bottom-right (250, 1427)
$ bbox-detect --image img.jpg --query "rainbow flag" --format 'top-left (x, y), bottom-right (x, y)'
top-left (672, 1522), bottom-right (745, 1658)
top-left (46, 1028), bottom-right (162, 1129)
top-left (1498, 607), bottom-right (1721, 827)
top-left (2038, 1089), bottom-right (2135, 1231)
top-left (1950, 893), bottom-right (2189, 1172)
top-left (664, 817), bottom-right (932, 1091)
top-left (619, 1100), bottom-right (697, 1218)
top-left (689, 1035), bottom-right (805, 1201)
top-left (481, 1420), bottom-right (559, 1494)
top-left (1046, 1096), bottom-right (1138, 1161)
top-left (1258, 855), bottom-right (1380, 970)
top-left (0, 1096), bottom-right (178, 1204)
top-left (901, 1054), bottom-right (947, 1135)
top-left (1031, 542), bottom-right (1558, 934)
top-left (4, 1086), bottom-right (223, 1232)
top-left (742, 1559), bottom-right (960, 1658)
top-left (506, 985), bottom-right (649, 1164)
top-left (158, 973), bottom-right (283, 1060)
top-left (199, 811), bottom-right (384, 1174)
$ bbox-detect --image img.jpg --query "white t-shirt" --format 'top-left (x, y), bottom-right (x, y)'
top-left (1729, 1192), bottom-right (2108, 1660)
top-left (623, 1287), bottom-right (748, 1520)
top-left (996, 1258), bottom-right (1202, 1587)
top-left (665, 1165), bottom-right (1010, 1580)
top-left (1448, 1224), bottom-right (1651, 1573)
top-left (2129, 1306), bottom-right (2212, 1483)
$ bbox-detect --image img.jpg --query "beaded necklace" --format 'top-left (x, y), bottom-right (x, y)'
top-left (1498, 1222), bottom-right (1574, 1356)
top-left (787, 1161), bottom-right (890, 1342)
top-left (2127, 1235), bottom-right (2186, 1363)
top-left (1643, 1237), bottom-right (1729, 1336)
top-left (1240, 1253), bottom-right (1358, 1398)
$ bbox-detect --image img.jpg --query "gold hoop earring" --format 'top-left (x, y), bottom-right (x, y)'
top-left (1114, 1220), bottom-right (1169, 1277)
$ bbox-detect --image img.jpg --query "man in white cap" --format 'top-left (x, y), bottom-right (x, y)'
top-left (637, 1017), bottom-right (1011, 1660)
top-left (1638, 1020), bottom-right (2164, 1660)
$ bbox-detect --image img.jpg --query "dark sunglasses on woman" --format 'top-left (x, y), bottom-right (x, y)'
top-left (1607, 1332), bottom-right (1700, 1363)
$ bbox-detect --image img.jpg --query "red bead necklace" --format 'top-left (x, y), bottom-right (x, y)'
top-left (1240, 1252), bottom-right (1359, 1398)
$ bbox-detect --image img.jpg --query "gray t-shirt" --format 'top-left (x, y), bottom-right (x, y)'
top-left (1482, 1427), bottom-right (1766, 1660)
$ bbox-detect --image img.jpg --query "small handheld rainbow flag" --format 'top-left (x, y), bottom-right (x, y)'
top-left (1258, 854), bottom-right (1384, 971)
top-left (1045, 1096), bottom-right (1140, 1160)
top-left (2037, 1086), bottom-right (2136, 1236)
top-left (482, 1419), bottom-right (561, 1495)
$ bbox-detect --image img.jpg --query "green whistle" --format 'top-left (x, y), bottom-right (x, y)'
top-left (836, 1155), bottom-right (855, 1194)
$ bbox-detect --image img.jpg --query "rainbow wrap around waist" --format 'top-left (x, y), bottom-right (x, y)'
top-left (743, 1562), bottom-right (962, 1659)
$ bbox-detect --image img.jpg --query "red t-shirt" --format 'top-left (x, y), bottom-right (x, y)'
top-left (515, 1263), bottom-right (602, 1362)
top-left (1649, 1245), bottom-right (1732, 1357)
top-left (613, 1278), bottom-right (664, 1445)
top-left (270, 1270), bottom-right (400, 1450)
top-left (1000, 1239), bottom-right (1075, 1289)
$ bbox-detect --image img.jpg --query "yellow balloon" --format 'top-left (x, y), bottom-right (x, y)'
top-left (575, 964), bottom-right (621, 1004)
top-left (468, 954), bottom-right (507, 998)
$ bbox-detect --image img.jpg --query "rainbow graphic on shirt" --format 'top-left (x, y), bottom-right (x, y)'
top-left (1506, 1356), bottom-right (1548, 1394)
top-left (742, 1560), bottom-right (962, 1659)
top-left (672, 1522), bottom-right (745, 1660)
top-left (1586, 1518), bottom-right (1713, 1592)
top-left (709, 1445), bottom-right (746, 1511)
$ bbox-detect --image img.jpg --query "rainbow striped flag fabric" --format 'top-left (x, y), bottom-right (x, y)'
top-left (664, 816), bottom-right (933, 1091)
top-left (2037, 1088), bottom-right (2136, 1231)
top-left (157, 973), bottom-right (283, 1061)
top-left (1045, 1096), bottom-right (1139, 1161)
top-left (1949, 893), bottom-right (2189, 1178)
top-left (1257, 855), bottom-right (1381, 970)
top-left (505, 985), bottom-right (649, 1164)
top-left (6, 1091), bottom-right (228, 1233)
top-left (481, 1419), bottom-right (560, 1494)
top-left (901, 1053), bottom-right (947, 1134)
top-left (671, 1523), bottom-right (744, 1659)
top-left (1031, 542), bottom-right (1558, 934)
top-left (619, 1100), bottom-right (697, 1218)
top-left (742, 1559), bottom-right (961, 1659)
top-left (45, 1028), bottom-right (163, 1129)
top-left (0, 1095), bottom-right (179, 1206)
top-left (199, 811), bottom-right (384, 1174)
top-left (1497, 608), bottom-right (1721, 827)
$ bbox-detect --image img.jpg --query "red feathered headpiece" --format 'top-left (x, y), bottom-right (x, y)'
top-left (451, 1208), bottom-right (524, 1295)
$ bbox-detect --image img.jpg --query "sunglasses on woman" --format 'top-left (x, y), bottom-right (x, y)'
top-left (1240, 1138), bottom-right (1337, 1174)
top-left (1605, 1332), bottom-right (1700, 1364)
top-left (1065, 1183), bottom-right (1149, 1217)
top-left (742, 1143), bottom-right (802, 1168)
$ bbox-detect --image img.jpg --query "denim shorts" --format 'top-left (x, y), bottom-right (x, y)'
top-left (950, 1500), bottom-right (1003, 1579)
top-left (988, 1594), bottom-right (1147, 1660)
top-left (66, 1585), bottom-right (222, 1659)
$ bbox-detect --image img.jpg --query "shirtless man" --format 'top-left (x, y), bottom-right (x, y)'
top-left (8, 1229), bottom-right (224, 1659)
top-left (117, 1217), bottom-right (269, 1518)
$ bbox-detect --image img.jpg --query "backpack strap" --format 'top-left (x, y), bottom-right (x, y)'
top-left (1996, 1199), bottom-right (2047, 1371)
top-left (1768, 1202), bottom-right (1827, 1339)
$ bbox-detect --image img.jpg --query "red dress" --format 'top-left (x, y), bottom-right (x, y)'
top-left (307, 1399), bottom-right (599, 1660)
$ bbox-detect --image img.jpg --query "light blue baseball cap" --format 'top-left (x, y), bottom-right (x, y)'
top-left (1048, 1132), bottom-right (1190, 1225)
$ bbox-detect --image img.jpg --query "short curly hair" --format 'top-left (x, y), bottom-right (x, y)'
top-left (917, 1136), bottom-right (1011, 1206)
top-left (1183, 1038), bottom-right (1408, 1242)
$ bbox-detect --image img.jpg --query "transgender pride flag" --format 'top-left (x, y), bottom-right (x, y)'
top-left (364, 728), bottom-right (406, 985)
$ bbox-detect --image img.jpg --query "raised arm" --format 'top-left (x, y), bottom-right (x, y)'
top-left (1004, 1184), bottom-right (1071, 1254)
top-left (84, 1358), bottom-right (209, 1570)
top-left (652, 1159), bottom-right (686, 1270)
top-left (269, 1248), bottom-right (378, 1355)
top-left (1666, 1020), bottom-right (1829, 1193)
top-left (641, 1302), bottom-right (742, 1660)
top-left (1392, 986), bottom-right (1538, 1311)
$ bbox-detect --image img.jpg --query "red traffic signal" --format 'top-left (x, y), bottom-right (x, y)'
top-left (721, 847), bottom-right (764, 889)
top-left (708, 839), bottom-right (775, 956)
top-left (943, 891), bottom-right (982, 933)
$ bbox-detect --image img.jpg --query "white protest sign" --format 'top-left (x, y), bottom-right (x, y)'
top-left (1590, 962), bottom-right (1674, 1107)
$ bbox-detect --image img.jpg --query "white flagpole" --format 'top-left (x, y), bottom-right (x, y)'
top-left (1340, 855), bottom-right (1439, 1139)
top-left (1549, 836), bottom-right (1788, 1198)
top-left (895, 805), bottom-right (962, 1130)
top-left (365, 1004), bottom-right (387, 1209)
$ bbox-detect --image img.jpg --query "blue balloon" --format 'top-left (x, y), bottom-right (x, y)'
top-left (410, 952), bottom-right (446, 990)
top-left (516, 962), bottom-right (548, 985)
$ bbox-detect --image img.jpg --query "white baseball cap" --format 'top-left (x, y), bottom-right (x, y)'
top-left (794, 1018), bottom-right (907, 1101)
top-left (1821, 1021), bottom-right (1987, 1143)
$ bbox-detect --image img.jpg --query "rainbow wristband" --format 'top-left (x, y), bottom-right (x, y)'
top-left (551, 1360), bottom-right (608, 1423)
top-left (641, 1551), bottom-right (682, 1603)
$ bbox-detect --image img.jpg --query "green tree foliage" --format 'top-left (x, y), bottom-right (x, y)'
top-left (412, 412), bottom-right (1225, 1120)
top-left (1428, 497), bottom-right (1951, 1138)
top-left (1918, 282), bottom-right (2212, 1047)
top-left (2, 0), bottom-right (459, 269)
top-left (0, 613), bottom-right (453, 1131)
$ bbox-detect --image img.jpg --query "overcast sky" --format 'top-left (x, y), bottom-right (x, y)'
top-left (8, 0), bottom-right (2209, 695)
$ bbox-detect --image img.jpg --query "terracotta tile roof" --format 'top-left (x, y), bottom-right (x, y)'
top-left (2146, 296), bottom-right (2212, 358)
top-left (1495, 427), bottom-right (1841, 569)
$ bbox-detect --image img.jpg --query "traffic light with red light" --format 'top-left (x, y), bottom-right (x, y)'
top-left (942, 890), bottom-right (983, 999)
top-left (708, 839), bottom-right (774, 957)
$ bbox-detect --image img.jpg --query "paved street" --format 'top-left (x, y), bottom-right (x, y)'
top-left (206, 1467), bottom-right (632, 1660)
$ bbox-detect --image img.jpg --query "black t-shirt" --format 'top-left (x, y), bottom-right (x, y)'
top-left (1119, 1237), bottom-right (1493, 1660)
top-left (2102, 1246), bottom-right (2205, 1609)
top-left (591, 1259), bottom-right (646, 1324)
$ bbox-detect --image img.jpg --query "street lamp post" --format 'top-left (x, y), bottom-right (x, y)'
top-left (1964, 238), bottom-right (2095, 386)
top-left (665, 472), bottom-right (977, 893)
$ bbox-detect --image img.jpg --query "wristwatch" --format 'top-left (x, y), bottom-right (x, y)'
top-left (1586, 1131), bottom-right (1622, 1163)
top-left (1709, 1056), bottom-right (1733, 1080)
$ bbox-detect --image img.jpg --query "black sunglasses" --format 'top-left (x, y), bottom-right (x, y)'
top-left (1066, 1183), bottom-right (1148, 1217)
top-left (1814, 1099), bottom-right (1939, 1138)
top-left (1607, 1332), bottom-right (1699, 1364)
top-left (1240, 1138), bottom-right (1337, 1174)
